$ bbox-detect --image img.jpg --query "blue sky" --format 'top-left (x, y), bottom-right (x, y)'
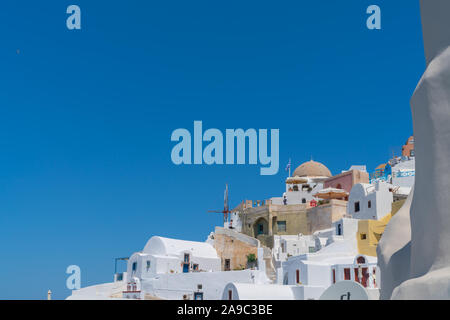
top-left (0, 1), bottom-right (423, 299)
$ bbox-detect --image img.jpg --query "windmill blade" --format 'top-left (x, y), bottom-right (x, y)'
top-left (224, 184), bottom-right (229, 212)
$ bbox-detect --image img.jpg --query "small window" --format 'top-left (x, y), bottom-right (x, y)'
top-left (354, 201), bottom-right (360, 213)
top-left (296, 269), bottom-right (300, 284)
top-left (146, 260), bottom-right (151, 271)
top-left (357, 256), bottom-right (366, 264)
top-left (277, 221), bottom-right (287, 232)
top-left (368, 200), bottom-right (372, 209)
top-left (228, 290), bottom-right (232, 300)
top-left (194, 292), bottom-right (203, 300)
top-left (308, 247), bottom-right (315, 253)
top-left (302, 198), bottom-right (306, 204)
top-left (337, 224), bottom-right (342, 236)
top-left (193, 264), bottom-right (199, 271)
top-left (184, 254), bottom-right (190, 263)
top-left (360, 233), bottom-right (367, 240)
top-left (332, 269), bottom-right (336, 284)
top-left (293, 185), bottom-right (299, 191)
top-left (132, 262), bottom-right (137, 272)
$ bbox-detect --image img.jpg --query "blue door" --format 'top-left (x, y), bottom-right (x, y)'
top-left (183, 263), bottom-right (189, 273)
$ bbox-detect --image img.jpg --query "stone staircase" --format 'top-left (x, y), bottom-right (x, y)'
top-left (262, 246), bottom-right (277, 282)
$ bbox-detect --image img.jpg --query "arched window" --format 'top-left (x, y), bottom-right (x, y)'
top-left (357, 256), bottom-right (366, 264)
top-left (293, 185), bottom-right (299, 191)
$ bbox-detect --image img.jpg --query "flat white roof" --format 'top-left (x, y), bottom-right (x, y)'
top-left (225, 283), bottom-right (296, 300)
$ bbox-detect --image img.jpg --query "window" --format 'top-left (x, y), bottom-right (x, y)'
top-left (308, 247), bottom-right (315, 253)
top-left (184, 254), bottom-right (190, 263)
top-left (368, 200), bottom-right (372, 209)
top-left (132, 262), bottom-right (137, 272)
top-left (357, 256), bottom-right (366, 264)
top-left (146, 260), bottom-right (151, 272)
top-left (354, 201), bottom-right (360, 213)
top-left (344, 268), bottom-right (351, 280)
top-left (194, 292), bottom-right (203, 300)
top-left (360, 233), bottom-right (367, 240)
top-left (258, 224), bottom-right (264, 234)
top-left (296, 270), bottom-right (300, 284)
top-left (332, 269), bottom-right (336, 284)
top-left (277, 221), bottom-right (287, 232)
top-left (302, 198), bottom-right (306, 204)
top-left (228, 290), bottom-right (233, 300)
top-left (193, 264), bottom-right (199, 271)
top-left (293, 185), bottom-right (299, 191)
top-left (337, 224), bottom-right (342, 236)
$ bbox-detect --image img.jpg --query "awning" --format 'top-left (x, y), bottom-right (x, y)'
top-left (314, 187), bottom-right (349, 199)
top-left (285, 176), bottom-right (308, 184)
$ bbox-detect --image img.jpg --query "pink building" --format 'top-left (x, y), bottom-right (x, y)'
top-left (323, 170), bottom-right (369, 198)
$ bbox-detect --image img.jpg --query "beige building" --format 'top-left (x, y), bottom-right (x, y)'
top-left (237, 161), bottom-right (348, 248)
top-left (239, 200), bottom-right (347, 248)
top-left (213, 227), bottom-right (259, 271)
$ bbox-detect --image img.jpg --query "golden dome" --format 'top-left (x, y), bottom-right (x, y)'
top-left (292, 160), bottom-right (332, 178)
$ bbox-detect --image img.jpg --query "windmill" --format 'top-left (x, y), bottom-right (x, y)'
top-left (208, 184), bottom-right (231, 224)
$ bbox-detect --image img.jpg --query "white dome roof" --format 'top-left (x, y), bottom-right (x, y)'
top-left (143, 236), bottom-right (218, 259)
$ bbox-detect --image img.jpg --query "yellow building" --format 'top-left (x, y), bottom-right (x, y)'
top-left (356, 199), bottom-right (406, 256)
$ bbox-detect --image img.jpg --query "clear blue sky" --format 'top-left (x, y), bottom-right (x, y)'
top-left (0, 1), bottom-right (423, 299)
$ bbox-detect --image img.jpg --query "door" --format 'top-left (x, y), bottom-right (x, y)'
top-left (361, 267), bottom-right (368, 287)
top-left (224, 259), bottom-right (231, 271)
top-left (354, 267), bottom-right (369, 287)
top-left (344, 268), bottom-right (351, 280)
top-left (183, 263), bottom-right (189, 273)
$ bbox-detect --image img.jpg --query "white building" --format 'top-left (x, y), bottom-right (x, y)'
top-left (228, 216), bottom-right (379, 300)
top-left (225, 210), bottom-right (243, 232)
top-left (126, 236), bottom-right (221, 281)
top-left (283, 253), bottom-right (378, 290)
top-left (275, 216), bottom-right (379, 299)
top-left (123, 235), bottom-right (270, 300)
top-left (390, 157), bottom-right (415, 189)
top-left (273, 234), bottom-right (317, 262)
top-left (271, 160), bottom-right (331, 205)
top-left (347, 181), bottom-right (393, 220)
top-left (222, 283), bottom-right (323, 300)
top-left (67, 235), bottom-right (270, 300)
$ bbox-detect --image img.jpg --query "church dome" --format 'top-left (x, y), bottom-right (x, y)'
top-left (292, 160), bottom-right (332, 178)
